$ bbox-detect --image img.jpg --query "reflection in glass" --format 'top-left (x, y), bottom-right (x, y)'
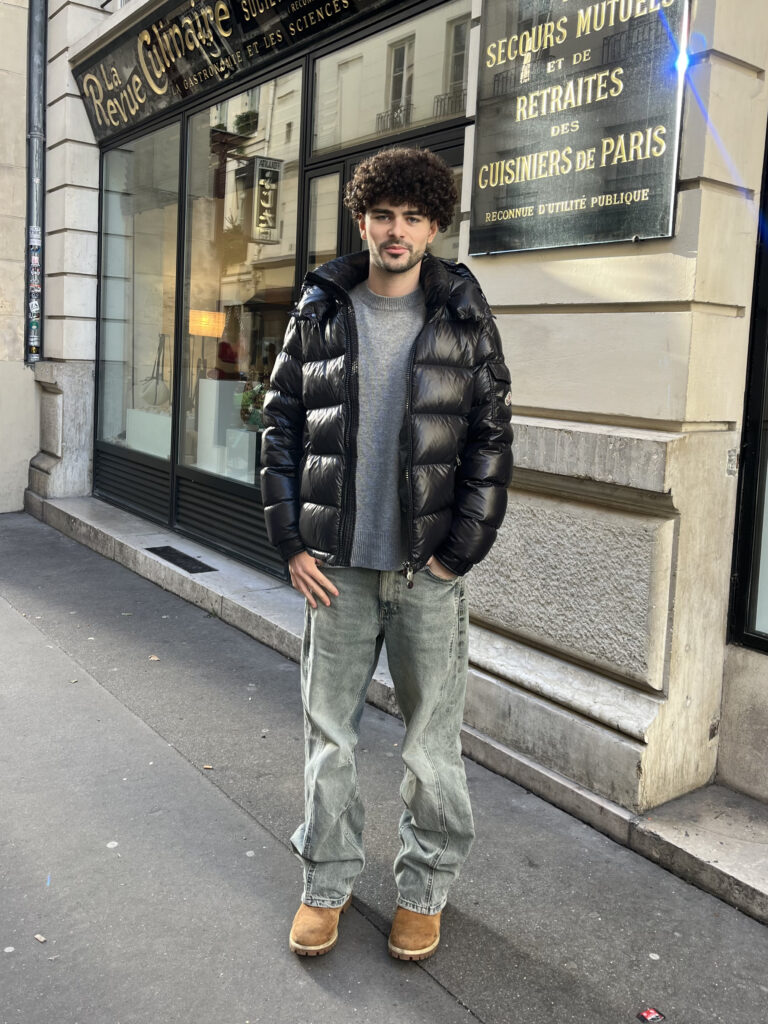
top-left (97, 124), bottom-right (180, 459)
top-left (385, 37), bottom-right (414, 131)
top-left (180, 69), bottom-right (302, 485)
top-left (313, 0), bottom-right (471, 155)
top-left (752, 407), bottom-right (768, 633)
top-left (429, 164), bottom-right (463, 263)
top-left (307, 174), bottom-right (340, 272)
top-left (447, 17), bottom-right (469, 100)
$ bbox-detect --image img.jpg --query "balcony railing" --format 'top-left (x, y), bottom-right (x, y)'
top-left (375, 103), bottom-right (414, 134)
top-left (602, 19), bottom-right (666, 63)
top-left (433, 88), bottom-right (467, 118)
top-left (492, 69), bottom-right (516, 97)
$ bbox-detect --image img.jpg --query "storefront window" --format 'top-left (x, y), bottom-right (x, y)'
top-left (307, 173), bottom-right (341, 272)
top-left (97, 124), bottom-right (180, 459)
top-left (179, 68), bottom-right (302, 485)
top-left (92, 0), bottom-right (468, 571)
top-left (312, 0), bottom-right (471, 155)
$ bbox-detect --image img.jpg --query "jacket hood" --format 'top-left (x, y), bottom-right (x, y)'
top-left (299, 251), bottom-right (492, 322)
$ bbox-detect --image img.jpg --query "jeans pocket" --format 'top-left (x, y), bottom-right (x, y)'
top-left (423, 566), bottom-right (458, 585)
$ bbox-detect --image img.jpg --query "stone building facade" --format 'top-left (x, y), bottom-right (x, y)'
top-left (4, 0), bottom-right (768, 821)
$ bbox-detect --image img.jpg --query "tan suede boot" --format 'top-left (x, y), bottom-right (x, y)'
top-left (387, 907), bottom-right (442, 961)
top-left (289, 896), bottom-right (352, 956)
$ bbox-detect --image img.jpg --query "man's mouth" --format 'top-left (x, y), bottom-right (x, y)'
top-left (384, 245), bottom-right (410, 256)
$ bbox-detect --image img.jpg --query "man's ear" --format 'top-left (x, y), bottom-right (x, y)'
top-left (358, 213), bottom-right (367, 241)
top-left (428, 220), bottom-right (439, 244)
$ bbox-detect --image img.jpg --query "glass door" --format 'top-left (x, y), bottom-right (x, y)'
top-left (306, 169), bottom-right (343, 274)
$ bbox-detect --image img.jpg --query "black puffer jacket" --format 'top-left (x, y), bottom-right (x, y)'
top-left (260, 251), bottom-right (513, 577)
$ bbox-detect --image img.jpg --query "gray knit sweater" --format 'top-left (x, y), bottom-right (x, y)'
top-left (348, 282), bottom-right (426, 570)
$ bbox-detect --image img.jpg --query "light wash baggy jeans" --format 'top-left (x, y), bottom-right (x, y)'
top-left (290, 565), bottom-right (474, 915)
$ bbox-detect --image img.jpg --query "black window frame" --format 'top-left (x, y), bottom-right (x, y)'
top-left (730, 124), bottom-right (768, 652)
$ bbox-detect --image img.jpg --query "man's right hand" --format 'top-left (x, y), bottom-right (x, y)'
top-left (288, 551), bottom-right (340, 609)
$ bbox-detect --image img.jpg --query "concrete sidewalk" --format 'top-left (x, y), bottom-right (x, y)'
top-left (2, 511), bottom-right (768, 1024)
top-left (21, 495), bottom-right (768, 928)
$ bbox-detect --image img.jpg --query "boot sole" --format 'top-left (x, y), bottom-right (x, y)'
top-left (387, 935), bottom-right (440, 961)
top-left (289, 897), bottom-right (352, 956)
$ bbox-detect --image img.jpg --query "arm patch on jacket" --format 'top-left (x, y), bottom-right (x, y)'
top-left (486, 361), bottom-right (512, 422)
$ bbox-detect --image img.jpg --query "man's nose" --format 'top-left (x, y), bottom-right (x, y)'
top-left (388, 217), bottom-right (405, 236)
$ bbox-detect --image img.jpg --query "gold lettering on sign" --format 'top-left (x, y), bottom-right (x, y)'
top-left (486, 17), bottom-right (568, 67)
top-left (287, 0), bottom-right (351, 37)
top-left (240, 0), bottom-right (277, 21)
top-left (576, 0), bottom-right (676, 37)
top-left (135, 1), bottom-right (235, 100)
top-left (516, 68), bottom-right (624, 121)
top-left (138, 30), bottom-right (168, 95)
top-left (477, 147), bottom-right (575, 188)
top-left (599, 125), bottom-right (667, 165)
top-left (82, 67), bottom-right (148, 128)
top-left (81, 0), bottom-right (237, 129)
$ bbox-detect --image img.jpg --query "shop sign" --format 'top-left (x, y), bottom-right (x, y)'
top-left (73, 0), bottom-right (395, 142)
top-left (470, 0), bottom-right (690, 254)
top-left (254, 157), bottom-right (282, 241)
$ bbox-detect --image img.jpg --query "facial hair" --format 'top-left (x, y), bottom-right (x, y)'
top-left (369, 240), bottom-right (426, 275)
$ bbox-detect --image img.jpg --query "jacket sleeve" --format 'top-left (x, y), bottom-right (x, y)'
top-left (434, 317), bottom-right (513, 576)
top-left (259, 315), bottom-right (307, 561)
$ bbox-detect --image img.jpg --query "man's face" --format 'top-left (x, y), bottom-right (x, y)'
top-left (358, 201), bottom-right (439, 277)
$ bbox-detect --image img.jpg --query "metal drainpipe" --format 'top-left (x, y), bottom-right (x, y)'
top-left (24, 0), bottom-right (46, 364)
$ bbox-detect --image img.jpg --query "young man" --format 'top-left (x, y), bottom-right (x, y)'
top-left (261, 147), bottom-right (513, 960)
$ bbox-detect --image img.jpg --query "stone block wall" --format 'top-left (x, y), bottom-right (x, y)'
top-left (458, 0), bottom-right (768, 811)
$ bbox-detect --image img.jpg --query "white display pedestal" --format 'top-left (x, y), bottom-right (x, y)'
top-left (196, 378), bottom-right (242, 475)
top-left (125, 408), bottom-right (171, 459)
top-left (225, 428), bottom-right (259, 483)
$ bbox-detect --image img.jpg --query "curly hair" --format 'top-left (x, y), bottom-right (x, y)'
top-left (343, 147), bottom-right (458, 233)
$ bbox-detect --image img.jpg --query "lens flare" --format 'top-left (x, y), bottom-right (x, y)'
top-left (675, 48), bottom-right (690, 77)
top-left (657, 9), bottom-right (762, 236)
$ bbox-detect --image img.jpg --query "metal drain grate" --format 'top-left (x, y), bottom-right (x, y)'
top-left (145, 546), bottom-right (217, 574)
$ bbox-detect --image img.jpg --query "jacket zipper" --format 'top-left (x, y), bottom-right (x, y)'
top-left (403, 339), bottom-right (415, 589)
top-left (339, 304), bottom-right (359, 565)
top-left (401, 311), bottom-right (439, 588)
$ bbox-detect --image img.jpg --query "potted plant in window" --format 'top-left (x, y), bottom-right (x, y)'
top-left (236, 376), bottom-right (267, 431)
